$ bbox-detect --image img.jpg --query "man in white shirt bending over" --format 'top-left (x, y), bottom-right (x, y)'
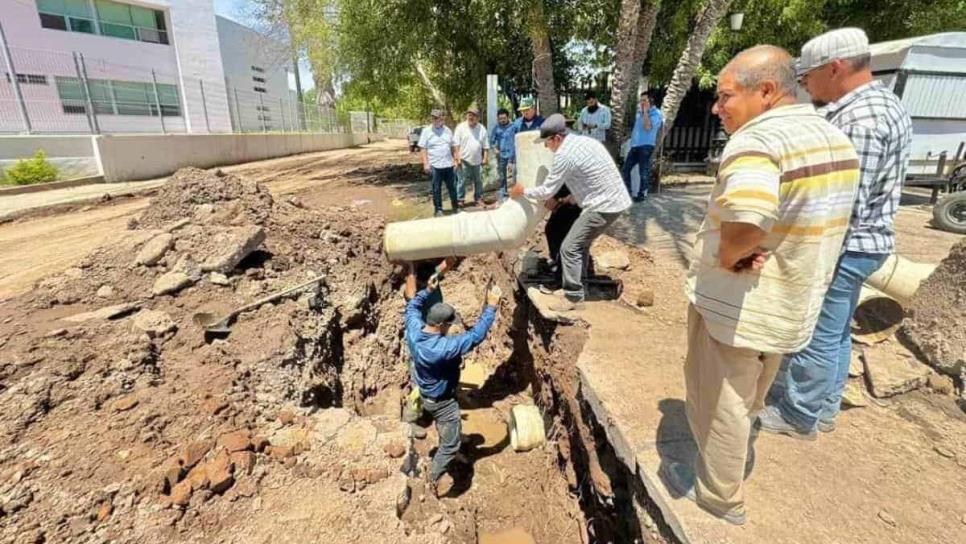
top-left (510, 113), bottom-right (631, 312)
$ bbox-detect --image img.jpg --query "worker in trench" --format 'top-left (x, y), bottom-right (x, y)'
top-left (510, 113), bottom-right (632, 312)
top-left (403, 260), bottom-right (502, 497)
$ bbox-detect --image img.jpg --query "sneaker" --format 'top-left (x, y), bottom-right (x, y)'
top-left (817, 418), bottom-right (837, 433)
top-left (548, 295), bottom-right (584, 312)
top-left (660, 461), bottom-right (746, 526)
top-left (538, 284), bottom-right (563, 296)
top-left (434, 210), bottom-right (444, 217)
top-left (756, 405), bottom-right (817, 441)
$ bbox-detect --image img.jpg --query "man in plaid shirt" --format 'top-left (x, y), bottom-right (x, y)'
top-left (760, 28), bottom-right (912, 439)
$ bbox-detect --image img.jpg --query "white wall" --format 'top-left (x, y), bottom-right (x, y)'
top-left (216, 16), bottom-right (293, 132)
top-left (0, 0), bottom-right (231, 134)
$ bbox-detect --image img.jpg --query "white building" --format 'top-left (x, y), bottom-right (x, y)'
top-left (0, 0), bottom-right (296, 134)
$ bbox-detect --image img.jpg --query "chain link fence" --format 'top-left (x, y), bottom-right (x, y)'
top-left (0, 45), bottom-right (350, 135)
top-left (376, 118), bottom-right (417, 139)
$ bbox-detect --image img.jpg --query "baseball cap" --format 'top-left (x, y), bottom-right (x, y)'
top-left (465, 105), bottom-right (480, 116)
top-left (534, 113), bottom-right (567, 143)
top-left (517, 97), bottom-right (535, 111)
top-left (797, 28), bottom-right (870, 76)
top-left (430, 108), bottom-right (445, 118)
top-left (426, 302), bottom-right (458, 326)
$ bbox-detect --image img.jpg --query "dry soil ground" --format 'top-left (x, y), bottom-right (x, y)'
top-left (1, 139), bottom-right (964, 544)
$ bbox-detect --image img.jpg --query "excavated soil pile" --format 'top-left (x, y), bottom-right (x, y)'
top-left (902, 238), bottom-right (966, 377)
top-left (0, 167), bottom-right (414, 542)
top-left (0, 167), bottom-right (591, 544)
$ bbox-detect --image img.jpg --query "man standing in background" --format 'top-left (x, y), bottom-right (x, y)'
top-left (760, 28), bottom-right (913, 440)
top-left (453, 106), bottom-right (490, 207)
top-left (622, 92), bottom-right (663, 202)
top-left (418, 108), bottom-right (459, 217)
top-left (576, 91), bottom-right (612, 143)
top-left (490, 108), bottom-right (514, 201)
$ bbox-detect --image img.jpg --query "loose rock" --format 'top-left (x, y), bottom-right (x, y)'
top-left (111, 395), bottom-right (139, 412)
top-left (132, 309), bottom-right (177, 338)
top-left (200, 226), bottom-right (266, 273)
top-left (136, 233), bottom-right (174, 266)
top-left (217, 429), bottom-right (252, 453)
top-left (152, 271), bottom-right (193, 296)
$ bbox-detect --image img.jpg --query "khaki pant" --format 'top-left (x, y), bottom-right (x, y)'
top-left (684, 304), bottom-right (781, 518)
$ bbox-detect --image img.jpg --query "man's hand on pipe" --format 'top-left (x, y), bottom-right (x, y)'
top-left (509, 183), bottom-right (526, 199)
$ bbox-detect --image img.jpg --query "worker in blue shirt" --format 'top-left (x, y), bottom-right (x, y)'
top-left (507, 97), bottom-right (544, 184)
top-left (404, 262), bottom-right (501, 497)
top-left (490, 108), bottom-right (515, 201)
top-left (623, 92), bottom-right (663, 201)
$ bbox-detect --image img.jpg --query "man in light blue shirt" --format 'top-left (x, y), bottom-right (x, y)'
top-left (623, 92), bottom-right (663, 201)
top-left (489, 108), bottom-right (514, 201)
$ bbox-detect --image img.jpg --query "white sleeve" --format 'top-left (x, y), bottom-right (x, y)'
top-left (599, 107), bottom-right (612, 130)
top-left (417, 128), bottom-right (430, 149)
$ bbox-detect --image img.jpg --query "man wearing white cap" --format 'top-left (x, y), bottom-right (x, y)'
top-left (760, 28), bottom-right (912, 439)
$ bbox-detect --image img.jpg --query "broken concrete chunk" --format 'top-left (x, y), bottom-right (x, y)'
top-left (152, 271), bottom-right (193, 296)
top-left (864, 345), bottom-right (932, 398)
top-left (63, 303), bottom-right (139, 323)
top-left (136, 233), bottom-right (174, 266)
top-left (595, 250), bottom-right (631, 271)
top-left (200, 226), bottom-right (266, 273)
top-left (209, 272), bottom-right (230, 286)
top-left (132, 309), bottom-right (177, 338)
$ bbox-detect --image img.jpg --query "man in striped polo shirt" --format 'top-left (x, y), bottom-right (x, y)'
top-left (662, 45), bottom-right (860, 525)
top-left (760, 28), bottom-right (913, 440)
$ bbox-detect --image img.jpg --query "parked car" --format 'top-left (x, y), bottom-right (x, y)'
top-left (408, 126), bottom-right (423, 153)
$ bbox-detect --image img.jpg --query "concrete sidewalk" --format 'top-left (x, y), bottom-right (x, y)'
top-left (0, 179), bottom-right (164, 221)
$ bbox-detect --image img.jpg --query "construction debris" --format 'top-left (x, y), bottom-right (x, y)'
top-left (863, 341), bottom-right (932, 398)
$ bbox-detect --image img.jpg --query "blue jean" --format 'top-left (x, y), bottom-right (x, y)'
top-left (422, 395), bottom-right (461, 481)
top-left (431, 166), bottom-right (458, 213)
top-left (497, 157), bottom-right (510, 201)
top-left (771, 251), bottom-right (888, 431)
top-left (622, 145), bottom-right (654, 197)
top-left (456, 163), bottom-right (483, 202)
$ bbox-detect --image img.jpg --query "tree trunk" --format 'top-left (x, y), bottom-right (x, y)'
top-left (527, 0), bottom-right (557, 116)
top-left (414, 59), bottom-right (450, 115)
top-left (629, 1), bottom-right (660, 95)
top-left (659, 0), bottom-right (733, 132)
top-left (655, 0), bottom-right (733, 187)
top-left (611, 1), bottom-right (661, 150)
top-left (606, 0), bottom-right (642, 151)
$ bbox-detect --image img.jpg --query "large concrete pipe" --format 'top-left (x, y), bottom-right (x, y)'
top-left (384, 133), bottom-right (555, 261)
top-left (864, 254), bottom-right (936, 307)
top-left (852, 255), bottom-right (937, 344)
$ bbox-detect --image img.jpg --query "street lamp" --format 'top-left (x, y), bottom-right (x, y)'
top-left (730, 12), bottom-right (745, 32)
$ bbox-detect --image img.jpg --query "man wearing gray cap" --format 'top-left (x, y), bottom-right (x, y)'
top-left (453, 106), bottom-right (490, 207)
top-left (509, 113), bottom-right (632, 312)
top-left (760, 28), bottom-right (912, 439)
top-left (404, 263), bottom-right (501, 497)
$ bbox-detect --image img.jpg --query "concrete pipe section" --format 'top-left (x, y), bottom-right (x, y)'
top-left (852, 254), bottom-right (937, 345)
top-left (509, 404), bottom-right (546, 452)
top-left (384, 133), bottom-right (555, 261)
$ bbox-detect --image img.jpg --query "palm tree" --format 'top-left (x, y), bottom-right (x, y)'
top-left (655, 0), bottom-right (733, 185)
top-left (609, 1), bottom-right (661, 151)
top-left (607, 0), bottom-right (643, 151)
top-left (527, 0), bottom-right (558, 115)
top-left (660, 0), bottom-right (734, 133)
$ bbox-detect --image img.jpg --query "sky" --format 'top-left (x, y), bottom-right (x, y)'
top-left (213, 0), bottom-right (315, 92)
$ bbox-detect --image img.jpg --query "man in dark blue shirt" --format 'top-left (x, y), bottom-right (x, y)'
top-left (404, 264), bottom-right (500, 496)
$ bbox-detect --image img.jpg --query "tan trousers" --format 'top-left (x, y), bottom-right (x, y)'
top-left (684, 304), bottom-right (781, 518)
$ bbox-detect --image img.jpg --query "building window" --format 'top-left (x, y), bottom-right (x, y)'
top-left (37, 0), bottom-right (169, 45)
top-left (253, 86), bottom-right (267, 93)
top-left (251, 66), bottom-right (265, 73)
top-left (5, 73), bottom-right (48, 85)
top-left (55, 76), bottom-right (181, 117)
top-left (253, 76), bottom-right (266, 83)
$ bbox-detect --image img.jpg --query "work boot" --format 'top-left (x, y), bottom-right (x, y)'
top-left (660, 462), bottom-right (747, 526)
top-left (548, 295), bottom-right (584, 312)
top-left (756, 405), bottom-right (817, 441)
top-left (538, 284), bottom-right (563, 296)
top-left (817, 418), bottom-right (837, 433)
top-left (433, 473), bottom-right (455, 498)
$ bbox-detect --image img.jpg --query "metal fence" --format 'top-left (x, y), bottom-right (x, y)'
top-left (0, 45), bottom-right (349, 135)
top-left (377, 118), bottom-right (416, 139)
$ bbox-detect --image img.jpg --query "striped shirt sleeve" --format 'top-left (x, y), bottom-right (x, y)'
top-left (716, 135), bottom-right (780, 231)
